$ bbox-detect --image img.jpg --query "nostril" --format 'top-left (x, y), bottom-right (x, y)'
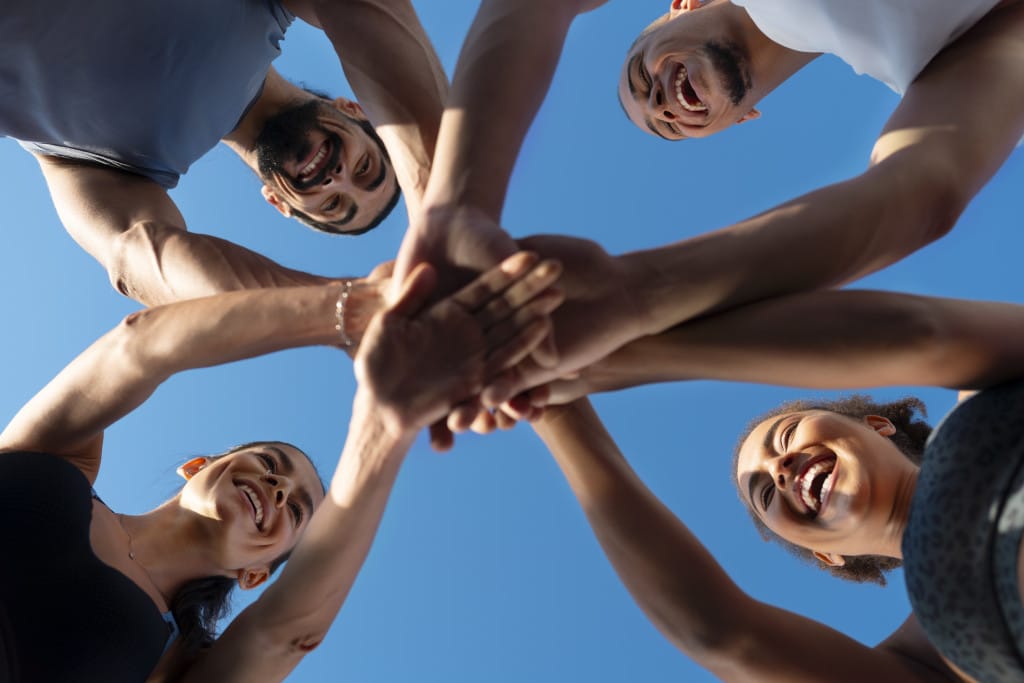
top-left (654, 88), bottom-right (664, 106)
top-left (776, 474), bottom-right (785, 486)
top-left (782, 456), bottom-right (794, 468)
top-left (664, 109), bottom-right (675, 120)
top-left (275, 490), bottom-right (284, 504)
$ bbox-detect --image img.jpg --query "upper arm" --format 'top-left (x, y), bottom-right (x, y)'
top-left (0, 316), bottom-right (151, 482)
top-left (34, 155), bottom-right (186, 268)
top-left (870, 2), bottom-right (1024, 215)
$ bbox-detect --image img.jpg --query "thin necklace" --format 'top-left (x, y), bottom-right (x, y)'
top-left (117, 513), bottom-right (138, 560)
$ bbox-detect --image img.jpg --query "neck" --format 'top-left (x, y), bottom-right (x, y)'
top-left (222, 68), bottom-right (309, 174)
top-left (120, 501), bottom-right (230, 603)
top-left (729, 1), bottom-right (820, 104)
top-left (880, 468), bottom-right (918, 560)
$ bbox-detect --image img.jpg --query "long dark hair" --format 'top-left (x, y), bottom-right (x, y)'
top-left (733, 395), bottom-right (931, 585)
top-left (170, 440), bottom-right (320, 653)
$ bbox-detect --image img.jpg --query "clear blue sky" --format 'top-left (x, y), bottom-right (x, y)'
top-left (2, 2), bottom-right (1021, 681)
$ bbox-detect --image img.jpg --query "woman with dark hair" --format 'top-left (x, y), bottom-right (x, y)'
top-left (0, 251), bottom-right (562, 683)
top-left (532, 289), bottom-right (1024, 683)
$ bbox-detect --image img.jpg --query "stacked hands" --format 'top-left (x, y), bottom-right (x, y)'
top-left (354, 250), bottom-right (566, 448)
top-left (365, 214), bottom-right (653, 447)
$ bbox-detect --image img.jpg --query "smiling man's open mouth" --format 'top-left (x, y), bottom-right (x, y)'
top-left (796, 456), bottom-right (837, 516)
top-left (674, 64), bottom-right (707, 113)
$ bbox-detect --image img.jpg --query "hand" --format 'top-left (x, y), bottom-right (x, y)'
top-left (355, 252), bottom-right (563, 436)
top-left (493, 234), bottom-right (648, 396)
top-left (391, 204), bottom-right (519, 300)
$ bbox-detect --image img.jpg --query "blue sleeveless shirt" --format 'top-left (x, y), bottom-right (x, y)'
top-left (1, 0), bottom-right (293, 188)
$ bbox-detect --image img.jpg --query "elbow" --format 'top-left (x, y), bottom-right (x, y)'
top-left (870, 147), bottom-right (969, 251)
top-left (107, 220), bottom-right (177, 304)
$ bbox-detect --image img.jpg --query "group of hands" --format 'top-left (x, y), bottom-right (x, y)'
top-left (352, 206), bottom-right (643, 448)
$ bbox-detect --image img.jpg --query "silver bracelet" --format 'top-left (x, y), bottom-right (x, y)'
top-left (334, 280), bottom-right (354, 348)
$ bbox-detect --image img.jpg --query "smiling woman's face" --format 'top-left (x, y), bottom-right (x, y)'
top-left (179, 443), bottom-right (325, 572)
top-left (735, 410), bottom-right (914, 560)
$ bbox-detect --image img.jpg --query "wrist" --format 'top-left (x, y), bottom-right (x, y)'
top-left (332, 278), bottom-right (386, 354)
top-left (351, 386), bottom-right (418, 447)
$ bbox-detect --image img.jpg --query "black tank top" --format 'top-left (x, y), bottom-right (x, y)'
top-left (0, 451), bottom-right (177, 682)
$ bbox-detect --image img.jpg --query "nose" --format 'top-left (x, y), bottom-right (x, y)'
top-left (263, 473), bottom-right (294, 507)
top-left (320, 160), bottom-right (346, 188)
top-left (648, 80), bottom-right (676, 121)
top-left (768, 455), bottom-right (796, 488)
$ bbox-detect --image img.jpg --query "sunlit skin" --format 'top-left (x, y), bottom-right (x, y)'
top-left (261, 106), bottom-right (398, 232)
top-left (618, 1), bottom-right (763, 140)
top-left (178, 443), bottom-right (325, 574)
top-left (735, 410), bottom-right (918, 564)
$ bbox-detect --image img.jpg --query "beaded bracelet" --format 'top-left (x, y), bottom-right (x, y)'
top-left (334, 280), bottom-right (354, 348)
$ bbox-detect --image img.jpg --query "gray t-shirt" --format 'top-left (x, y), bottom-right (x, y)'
top-left (2, 0), bottom-right (293, 188)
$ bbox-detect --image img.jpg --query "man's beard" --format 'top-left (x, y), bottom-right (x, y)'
top-left (255, 99), bottom-right (343, 192)
top-left (703, 40), bottom-right (752, 106)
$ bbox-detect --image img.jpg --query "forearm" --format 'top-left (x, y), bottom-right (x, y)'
top-left (533, 400), bottom-right (749, 661)
top-left (191, 389), bottom-right (415, 682)
top-left (622, 156), bottom-right (963, 338)
top-left (565, 290), bottom-right (1024, 398)
top-left (311, 0), bottom-right (447, 215)
top-left (420, 0), bottom-right (585, 218)
top-left (110, 223), bottom-right (335, 305)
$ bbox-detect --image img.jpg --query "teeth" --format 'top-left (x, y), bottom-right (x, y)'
top-left (674, 66), bottom-right (708, 112)
top-left (240, 484), bottom-right (264, 528)
top-left (299, 144), bottom-right (328, 178)
top-left (799, 461), bottom-right (835, 513)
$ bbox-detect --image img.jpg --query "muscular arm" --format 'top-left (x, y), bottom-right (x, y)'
top-left (625, 1), bottom-right (1024, 336)
top-left (548, 290), bottom-right (1024, 404)
top-left (286, 0), bottom-right (447, 216)
top-left (533, 399), bottom-right (951, 683)
top-left (36, 155), bottom-right (345, 304)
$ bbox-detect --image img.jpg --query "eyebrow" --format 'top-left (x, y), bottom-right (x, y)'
top-left (745, 415), bottom-right (788, 511)
top-left (265, 445), bottom-right (316, 520)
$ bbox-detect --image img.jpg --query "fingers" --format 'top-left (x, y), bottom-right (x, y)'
top-left (480, 317), bottom-right (554, 405)
top-left (429, 420), bottom-right (455, 452)
top-left (389, 263), bottom-right (438, 318)
top-left (473, 258), bottom-right (562, 329)
top-left (449, 252), bottom-right (539, 312)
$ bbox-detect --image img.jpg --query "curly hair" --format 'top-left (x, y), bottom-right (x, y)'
top-left (733, 395), bottom-right (932, 585)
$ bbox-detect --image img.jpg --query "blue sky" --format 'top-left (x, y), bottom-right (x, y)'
top-left (2, 2), bottom-right (1022, 681)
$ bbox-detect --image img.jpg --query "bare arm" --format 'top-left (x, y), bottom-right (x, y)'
top-left (34, 155), bottom-right (369, 305)
top-left (285, 0), bottom-right (447, 215)
top-left (626, 1), bottom-right (1024, 335)
top-left (390, 0), bottom-right (608, 286)
top-left (178, 254), bottom-right (564, 682)
top-left (533, 399), bottom-right (953, 683)
top-left (545, 290), bottom-right (1024, 404)
top-left (0, 283), bottom-right (347, 482)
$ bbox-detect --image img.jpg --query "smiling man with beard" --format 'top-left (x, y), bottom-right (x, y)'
top-left (3, 0), bottom-right (444, 311)
top-left (391, 0), bottom-right (1024, 414)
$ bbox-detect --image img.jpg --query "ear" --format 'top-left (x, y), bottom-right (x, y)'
top-left (237, 567), bottom-right (270, 590)
top-left (332, 97), bottom-right (366, 121)
top-left (176, 457), bottom-right (210, 481)
top-left (260, 185), bottom-right (292, 217)
top-left (864, 415), bottom-right (896, 437)
top-left (736, 108), bottom-right (762, 124)
top-left (813, 551), bottom-right (846, 567)
top-left (669, 0), bottom-right (702, 17)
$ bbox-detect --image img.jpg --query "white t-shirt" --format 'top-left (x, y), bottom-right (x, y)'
top-left (733, 0), bottom-right (1002, 93)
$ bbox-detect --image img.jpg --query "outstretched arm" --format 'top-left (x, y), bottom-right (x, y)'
top-left (36, 155), bottom-right (387, 308)
top-left (390, 0), bottom-right (608, 287)
top-left (483, 2), bottom-right (1024, 398)
top-left (178, 254), bottom-right (563, 682)
top-left (543, 290), bottom-right (1024, 404)
top-left (533, 399), bottom-right (949, 683)
top-left (0, 283), bottom-right (354, 481)
top-left (285, 0), bottom-right (447, 216)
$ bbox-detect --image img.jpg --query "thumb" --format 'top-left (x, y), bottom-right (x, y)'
top-left (389, 263), bottom-right (437, 318)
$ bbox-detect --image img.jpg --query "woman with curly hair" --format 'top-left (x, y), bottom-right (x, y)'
top-left (0, 252), bottom-right (561, 683)
top-left (534, 289), bottom-right (1024, 683)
